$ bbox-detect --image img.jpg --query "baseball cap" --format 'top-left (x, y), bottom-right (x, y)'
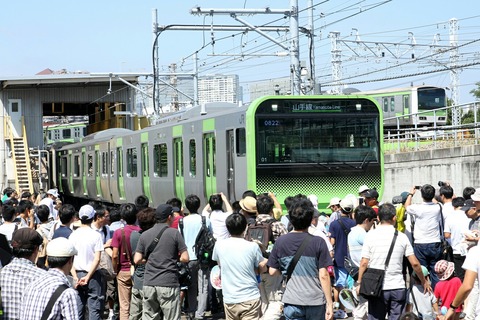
top-left (461, 199), bottom-right (476, 212)
top-left (435, 260), bottom-right (454, 281)
top-left (364, 189), bottom-right (379, 199)
top-left (155, 204), bottom-right (174, 220)
top-left (327, 197), bottom-right (341, 209)
top-left (11, 228), bottom-right (43, 249)
top-left (358, 185), bottom-right (369, 194)
top-left (239, 196), bottom-right (257, 213)
top-left (307, 194), bottom-right (318, 208)
top-left (340, 197), bottom-right (355, 213)
top-left (413, 265), bottom-right (429, 280)
top-left (47, 237), bottom-right (78, 257)
top-left (471, 189), bottom-right (480, 202)
top-left (400, 191), bottom-right (410, 203)
top-left (79, 204), bottom-right (95, 220)
top-left (47, 189), bottom-right (59, 198)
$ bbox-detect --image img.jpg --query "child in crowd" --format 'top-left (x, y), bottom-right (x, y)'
top-left (433, 260), bottom-right (462, 320)
top-left (406, 265), bottom-right (438, 319)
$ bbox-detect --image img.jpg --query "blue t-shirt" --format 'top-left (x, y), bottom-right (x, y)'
top-left (212, 237), bottom-right (263, 304)
top-left (347, 225), bottom-right (366, 266)
top-left (329, 217), bottom-right (356, 267)
top-left (52, 225), bottom-right (73, 239)
top-left (268, 232), bottom-right (333, 306)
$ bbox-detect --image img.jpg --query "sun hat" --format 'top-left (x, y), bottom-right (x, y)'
top-left (358, 185), bottom-right (369, 194)
top-left (327, 197), bottom-right (341, 209)
top-left (239, 196), bottom-right (257, 213)
top-left (434, 260), bottom-right (455, 281)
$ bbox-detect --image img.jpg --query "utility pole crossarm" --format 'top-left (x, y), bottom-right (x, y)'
top-left (190, 7), bottom-right (292, 15)
top-left (157, 25), bottom-right (289, 32)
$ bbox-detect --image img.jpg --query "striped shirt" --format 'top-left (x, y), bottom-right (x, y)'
top-left (20, 268), bottom-right (80, 320)
top-left (0, 257), bottom-right (47, 320)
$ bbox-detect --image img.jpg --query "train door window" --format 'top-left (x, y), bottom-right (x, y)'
top-left (189, 139), bottom-right (196, 178)
top-left (126, 148), bottom-right (137, 177)
top-left (61, 157), bottom-right (67, 177)
top-left (95, 151), bottom-right (100, 177)
top-left (403, 95), bottom-right (410, 114)
top-left (53, 130), bottom-right (60, 140)
top-left (117, 148), bottom-right (123, 177)
top-left (87, 154), bottom-right (93, 177)
top-left (236, 128), bottom-right (246, 156)
top-left (102, 152), bottom-right (108, 175)
top-left (110, 151), bottom-right (115, 176)
top-left (390, 97), bottom-right (395, 112)
top-left (204, 135), bottom-right (216, 177)
top-left (174, 139), bottom-right (183, 177)
top-left (153, 144), bottom-right (168, 177)
top-left (74, 155), bottom-right (80, 177)
top-left (383, 98), bottom-right (388, 112)
top-left (141, 143), bottom-right (149, 177)
top-left (82, 152), bottom-right (86, 176)
top-left (63, 129), bottom-right (71, 139)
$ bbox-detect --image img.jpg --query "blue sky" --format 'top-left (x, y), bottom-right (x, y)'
top-left (1, 0), bottom-right (479, 103)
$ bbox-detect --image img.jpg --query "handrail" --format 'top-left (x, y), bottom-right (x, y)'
top-left (21, 116), bottom-right (34, 191)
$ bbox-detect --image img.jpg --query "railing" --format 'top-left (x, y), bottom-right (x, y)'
top-left (21, 116), bottom-right (34, 191)
top-left (384, 101), bottom-right (480, 153)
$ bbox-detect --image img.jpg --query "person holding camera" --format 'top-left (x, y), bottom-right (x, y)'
top-left (405, 184), bottom-right (443, 289)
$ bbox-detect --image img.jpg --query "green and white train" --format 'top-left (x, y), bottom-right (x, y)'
top-left (53, 95), bottom-right (384, 209)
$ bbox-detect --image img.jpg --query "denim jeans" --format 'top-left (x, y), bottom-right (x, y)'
top-left (283, 304), bottom-right (326, 320)
top-left (413, 242), bottom-right (442, 289)
top-left (76, 270), bottom-right (105, 320)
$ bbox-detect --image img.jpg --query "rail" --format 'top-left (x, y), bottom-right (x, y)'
top-left (384, 101), bottom-right (480, 153)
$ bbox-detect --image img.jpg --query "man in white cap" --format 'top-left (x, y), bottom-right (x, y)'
top-left (20, 237), bottom-right (81, 320)
top-left (39, 188), bottom-right (59, 220)
top-left (69, 204), bottom-right (105, 320)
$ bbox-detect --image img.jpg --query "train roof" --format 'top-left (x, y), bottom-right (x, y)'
top-left (356, 85), bottom-right (444, 95)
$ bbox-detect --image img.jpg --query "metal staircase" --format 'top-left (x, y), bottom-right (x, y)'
top-left (4, 116), bottom-right (34, 192)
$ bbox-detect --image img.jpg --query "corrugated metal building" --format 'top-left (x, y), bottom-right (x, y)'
top-left (0, 73), bottom-right (141, 192)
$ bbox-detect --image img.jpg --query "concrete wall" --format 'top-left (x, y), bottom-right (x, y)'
top-left (383, 144), bottom-right (480, 203)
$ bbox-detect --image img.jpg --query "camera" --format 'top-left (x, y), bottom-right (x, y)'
top-left (438, 181), bottom-right (446, 187)
top-left (358, 198), bottom-right (364, 205)
top-left (415, 186), bottom-right (421, 190)
top-left (392, 196), bottom-right (403, 205)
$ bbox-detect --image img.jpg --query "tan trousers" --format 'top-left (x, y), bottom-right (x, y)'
top-left (224, 298), bottom-right (262, 320)
top-left (117, 270), bottom-right (133, 320)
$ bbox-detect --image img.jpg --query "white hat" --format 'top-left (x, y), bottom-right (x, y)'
top-left (327, 197), bottom-right (341, 209)
top-left (47, 237), bottom-right (78, 257)
top-left (471, 188), bottom-right (480, 202)
top-left (79, 204), bottom-right (95, 220)
top-left (358, 185), bottom-right (369, 194)
top-left (307, 194), bottom-right (318, 208)
top-left (340, 196), bottom-right (355, 212)
top-left (47, 189), bottom-right (59, 198)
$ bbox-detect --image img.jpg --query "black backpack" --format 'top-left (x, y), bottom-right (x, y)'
top-left (245, 219), bottom-right (274, 256)
top-left (194, 216), bottom-right (216, 267)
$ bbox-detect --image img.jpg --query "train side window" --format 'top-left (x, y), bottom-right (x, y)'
top-left (127, 148), bottom-right (137, 177)
top-left (189, 139), bottom-right (196, 178)
top-left (110, 151), bottom-right (115, 176)
top-left (153, 144), bottom-right (168, 177)
top-left (383, 98), bottom-right (388, 112)
top-left (142, 143), bottom-right (149, 177)
top-left (63, 129), bottom-right (71, 139)
top-left (74, 155), bottom-right (80, 177)
top-left (403, 95), bottom-right (409, 114)
top-left (88, 154), bottom-right (93, 177)
top-left (236, 128), bottom-right (246, 156)
top-left (102, 152), bottom-right (108, 175)
top-left (117, 148), bottom-right (123, 178)
top-left (390, 97), bottom-right (395, 112)
top-left (61, 157), bottom-right (67, 178)
top-left (95, 151), bottom-right (100, 177)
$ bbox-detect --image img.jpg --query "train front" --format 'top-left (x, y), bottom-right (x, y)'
top-left (246, 95), bottom-right (384, 209)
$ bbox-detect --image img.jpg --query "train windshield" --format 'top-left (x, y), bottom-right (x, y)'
top-left (255, 98), bottom-right (380, 166)
top-left (417, 87), bottom-right (446, 110)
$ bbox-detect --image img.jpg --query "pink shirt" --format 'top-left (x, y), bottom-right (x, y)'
top-left (111, 224), bottom-right (141, 271)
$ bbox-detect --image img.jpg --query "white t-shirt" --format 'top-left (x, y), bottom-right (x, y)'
top-left (361, 224), bottom-right (414, 290)
top-left (442, 202), bottom-right (455, 222)
top-left (212, 237), bottom-right (263, 304)
top-left (348, 225), bottom-right (367, 266)
top-left (406, 202), bottom-right (441, 244)
top-left (0, 223), bottom-right (21, 242)
top-left (408, 283), bottom-right (437, 318)
top-left (69, 226), bottom-right (104, 271)
top-left (462, 245), bottom-right (480, 319)
top-left (203, 209), bottom-right (232, 240)
top-left (444, 209), bottom-right (471, 255)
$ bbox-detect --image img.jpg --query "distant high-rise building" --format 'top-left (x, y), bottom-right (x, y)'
top-left (198, 74), bottom-right (242, 105)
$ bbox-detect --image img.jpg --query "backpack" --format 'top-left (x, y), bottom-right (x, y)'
top-left (245, 219), bottom-right (274, 256)
top-left (193, 216), bottom-right (216, 267)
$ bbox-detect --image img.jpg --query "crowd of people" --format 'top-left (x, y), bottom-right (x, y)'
top-left (0, 183), bottom-right (479, 320)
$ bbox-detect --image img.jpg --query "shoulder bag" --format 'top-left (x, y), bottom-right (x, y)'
top-left (359, 229), bottom-right (398, 298)
top-left (438, 204), bottom-right (454, 262)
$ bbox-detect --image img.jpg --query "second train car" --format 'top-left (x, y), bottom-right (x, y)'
top-left (54, 95), bottom-right (384, 208)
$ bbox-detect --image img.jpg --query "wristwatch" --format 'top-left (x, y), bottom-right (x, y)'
top-left (450, 303), bottom-right (458, 310)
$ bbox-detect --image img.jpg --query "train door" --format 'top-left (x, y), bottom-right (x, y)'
top-left (82, 149), bottom-right (87, 195)
top-left (141, 142), bottom-right (152, 202)
top-left (173, 138), bottom-right (185, 202)
top-left (95, 150), bottom-right (102, 198)
top-left (117, 146), bottom-right (126, 200)
top-left (203, 133), bottom-right (216, 198)
top-left (226, 130), bottom-right (235, 201)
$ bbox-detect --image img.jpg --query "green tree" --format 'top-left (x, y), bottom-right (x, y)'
top-left (469, 82), bottom-right (480, 100)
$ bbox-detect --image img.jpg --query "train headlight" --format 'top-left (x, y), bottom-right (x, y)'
top-left (271, 104), bottom-right (278, 112)
top-left (356, 104), bottom-right (362, 111)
